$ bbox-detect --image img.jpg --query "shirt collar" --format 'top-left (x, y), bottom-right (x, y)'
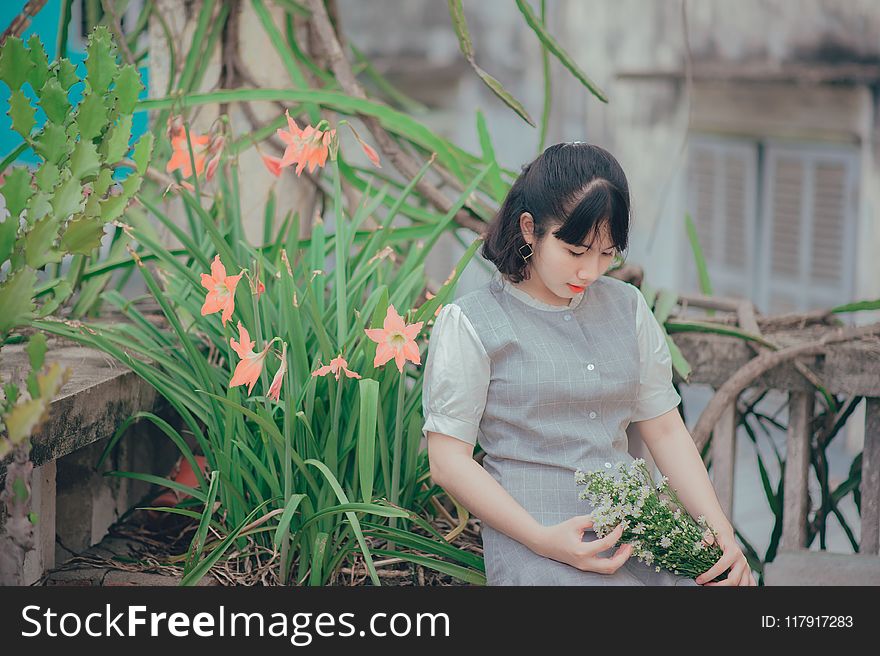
top-left (496, 274), bottom-right (586, 312)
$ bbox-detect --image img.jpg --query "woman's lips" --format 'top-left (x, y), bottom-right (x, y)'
top-left (567, 283), bottom-right (585, 293)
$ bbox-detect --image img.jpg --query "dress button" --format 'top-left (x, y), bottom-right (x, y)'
top-left (587, 363), bottom-right (595, 371)
top-left (563, 314), bottom-right (572, 321)
top-left (589, 411), bottom-right (597, 419)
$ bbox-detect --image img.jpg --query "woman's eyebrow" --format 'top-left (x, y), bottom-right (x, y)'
top-left (577, 241), bottom-right (615, 251)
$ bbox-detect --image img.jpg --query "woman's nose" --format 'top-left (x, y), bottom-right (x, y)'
top-left (577, 264), bottom-right (598, 282)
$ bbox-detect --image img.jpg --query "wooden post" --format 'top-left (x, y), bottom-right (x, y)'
top-left (711, 402), bottom-right (737, 519)
top-left (861, 398), bottom-right (880, 556)
top-left (781, 391), bottom-right (813, 552)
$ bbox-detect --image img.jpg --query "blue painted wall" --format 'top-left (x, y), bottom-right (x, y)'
top-left (1, 1), bottom-right (149, 167)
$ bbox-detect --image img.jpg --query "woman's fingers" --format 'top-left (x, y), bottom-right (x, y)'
top-left (695, 549), bottom-right (737, 584)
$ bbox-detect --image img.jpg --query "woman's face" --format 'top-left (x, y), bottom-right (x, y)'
top-left (517, 213), bottom-right (617, 306)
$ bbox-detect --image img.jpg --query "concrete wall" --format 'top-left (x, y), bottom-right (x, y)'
top-left (337, 0), bottom-right (879, 309)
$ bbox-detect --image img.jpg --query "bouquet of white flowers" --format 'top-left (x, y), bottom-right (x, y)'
top-left (574, 459), bottom-right (725, 580)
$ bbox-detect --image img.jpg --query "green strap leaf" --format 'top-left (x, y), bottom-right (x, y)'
top-left (273, 494), bottom-right (307, 549)
top-left (357, 377), bottom-right (380, 504)
top-left (666, 334), bottom-right (692, 382)
top-left (447, 0), bottom-right (475, 59)
top-left (8, 89), bottom-right (36, 138)
top-left (448, 0), bottom-right (535, 126)
top-left (475, 110), bottom-right (507, 201)
top-left (38, 77), bottom-right (69, 125)
top-left (471, 63), bottom-right (535, 127)
top-left (684, 212), bottom-right (713, 296)
top-left (0, 37), bottom-right (33, 90)
top-left (514, 0), bottom-right (608, 103)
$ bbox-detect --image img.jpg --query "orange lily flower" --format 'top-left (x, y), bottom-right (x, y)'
top-left (363, 305), bottom-right (424, 372)
top-left (261, 153), bottom-right (284, 178)
top-left (166, 132), bottom-right (210, 178)
top-left (200, 254), bottom-right (243, 326)
top-left (267, 342), bottom-right (287, 402)
top-left (345, 123), bottom-right (381, 168)
top-left (229, 322), bottom-right (274, 395)
top-left (311, 354), bottom-right (362, 382)
top-left (276, 111), bottom-right (335, 176)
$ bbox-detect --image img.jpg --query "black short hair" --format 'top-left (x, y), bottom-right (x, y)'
top-left (481, 142), bottom-right (631, 283)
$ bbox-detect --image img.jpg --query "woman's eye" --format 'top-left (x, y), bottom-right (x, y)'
top-left (568, 250), bottom-right (583, 257)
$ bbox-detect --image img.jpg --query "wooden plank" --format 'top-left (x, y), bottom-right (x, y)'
top-left (711, 402), bottom-right (737, 519)
top-left (671, 332), bottom-right (880, 396)
top-left (781, 391), bottom-right (813, 552)
top-left (764, 551), bottom-right (880, 586)
top-left (861, 398), bottom-right (880, 555)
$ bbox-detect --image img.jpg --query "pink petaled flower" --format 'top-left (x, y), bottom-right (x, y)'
top-left (261, 154), bottom-right (284, 178)
top-left (363, 304), bottom-right (424, 372)
top-left (229, 322), bottom-right (274, 395)
top-left (311, 354), bottom-right (362, 382)
top-left (166, 133), bottom-right (210, 178)
top-left (200, 254), bottom-right (243, 326)
top-left (267, 342), bottom-right (287, 402)
top-left (276, 111), bottom-right (335, 176)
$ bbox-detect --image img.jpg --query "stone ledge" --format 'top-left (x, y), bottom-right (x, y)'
top-left (763, 551), bottom-right (880, 586)
top-left (1, 337), bottom-right (168, 486)
top-left (1, 335), bottom-right (181, 584)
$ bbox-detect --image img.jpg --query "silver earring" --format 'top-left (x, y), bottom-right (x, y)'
top-left (518, 243), bottom-right (533, 262)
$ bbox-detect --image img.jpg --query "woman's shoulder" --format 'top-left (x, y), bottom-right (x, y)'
top-left (592, 275), bottom-right (642, 311)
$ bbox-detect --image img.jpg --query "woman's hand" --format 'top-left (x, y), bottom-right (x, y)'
top-left (695, 530), bottom-right (757, 586)
top-left (532, 515), bottom-right (633, 574)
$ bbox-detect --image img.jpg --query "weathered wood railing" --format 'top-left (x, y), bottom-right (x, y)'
top-left (670, 296), bottom-right (880, 585)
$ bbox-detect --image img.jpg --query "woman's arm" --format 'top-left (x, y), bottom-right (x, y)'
top-left (427, 431), bottom-right (633, 574)
top-left (628, 408), bottom-right (757, 585)
top-left (627, 408), bottom-right (734, 539)
top-left (427, 431), bottom-right (547, 552)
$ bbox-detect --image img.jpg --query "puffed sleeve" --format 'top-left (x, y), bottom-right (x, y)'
top-left (421, 303), bottom-right (490, 446)
top-left (630, 290), bottom-right (682, 422)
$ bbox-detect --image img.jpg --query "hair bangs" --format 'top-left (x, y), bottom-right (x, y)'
top-left (551, 181), bottom-right (629, 252)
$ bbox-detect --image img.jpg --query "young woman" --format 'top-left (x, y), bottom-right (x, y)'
top-left (422, 143), bottom-right (756, 586)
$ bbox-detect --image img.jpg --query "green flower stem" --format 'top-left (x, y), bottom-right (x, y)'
top-left (388, 366), bottom-right (406, 545)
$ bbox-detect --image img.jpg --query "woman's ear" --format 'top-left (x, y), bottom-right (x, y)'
top-left (519, 212), bottom-right (535, 243)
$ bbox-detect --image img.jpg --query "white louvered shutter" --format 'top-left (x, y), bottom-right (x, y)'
top-left (683, 138), bottom-right (758, 301)
top-left (759, 143), bottom-right (858, 314)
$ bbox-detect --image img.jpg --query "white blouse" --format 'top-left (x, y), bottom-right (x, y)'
top-left (421, 281), bottom-right (681, 445)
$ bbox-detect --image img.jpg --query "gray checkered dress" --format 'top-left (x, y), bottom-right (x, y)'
top-left (424, 272), bottom-right (698, 586)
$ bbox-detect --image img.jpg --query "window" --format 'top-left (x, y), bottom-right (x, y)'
top-left (683, 136), bottom-right (859, 314)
